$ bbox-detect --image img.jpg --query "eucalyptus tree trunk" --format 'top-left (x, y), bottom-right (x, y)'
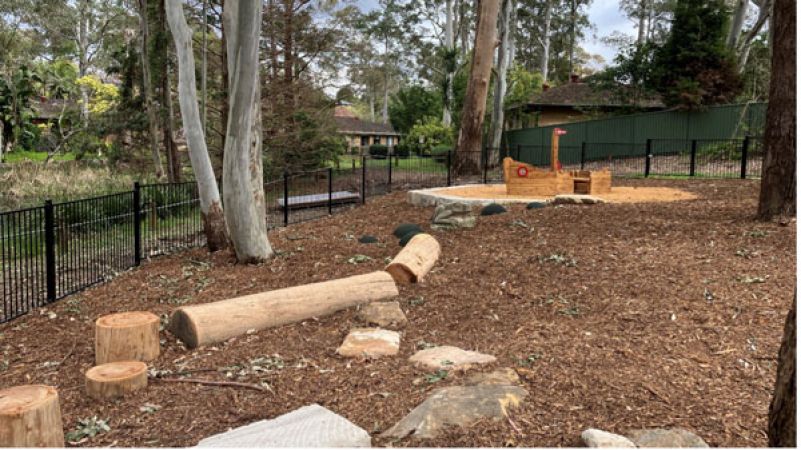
top-left (757, 0), bottom-right (794, 220)
top-left (769, 294), bottom-right (796, 447)
top-left (489, 0), bottom-right (514, 153)
top-left (137, 0), bottom-right (166, 180)
top-left (443, 0), bottom-right (454, 127)
top-left (567, 0), bottom-right (577, 77)
top-left (737, 0), bottom-right (773, 72)
top-left (222, 0), bottom-right (273, 263)
top-left (453, 0), bottom-right (501, 175)
top-left (539, 0), bottom-right (551, 82)
top-left (727, 0), bottom-right (749, 49)
top-left (165, 0), bottom-right (228, 251)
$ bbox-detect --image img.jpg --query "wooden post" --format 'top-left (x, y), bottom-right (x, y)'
top-left (85, 361), bottom-right (148, 401)
top-left (0, 385), bottom-right (65, 447)
top-left (550, 128), bottom-right (561, 171)
top-left (95, 311), bottom-right (160, 365)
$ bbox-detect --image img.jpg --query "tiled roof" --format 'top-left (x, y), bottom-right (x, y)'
top-left (334, 116), bottom-right (399, 135)
top-left (30, 98), bottom-right (78, 119)
top-left (528, 82), bottom-right (664, 108)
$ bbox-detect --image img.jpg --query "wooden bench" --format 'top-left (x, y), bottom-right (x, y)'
top-left (277, 191), bottom-right (361, 210)
top-left (570, 170), bottom-right (611, 195)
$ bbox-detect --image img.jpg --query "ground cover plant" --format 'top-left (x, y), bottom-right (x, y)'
top-left (0, 178), bottom-right (793, 447)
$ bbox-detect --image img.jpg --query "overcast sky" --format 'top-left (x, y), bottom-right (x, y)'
top-left (354, 0), bottom-right (638, 68)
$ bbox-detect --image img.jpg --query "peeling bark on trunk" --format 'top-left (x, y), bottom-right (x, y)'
top-left (768, 294), bottom-right (796, 447)
top-left (453, 0), bottom-right (501, 176)
top-left (165, 0), bottom-right (227, 251)
top-left (222, 0), bottom-right (273, 263)
top-left (757, 0), bottom-right (795, 220)
top-left (137, 0), bottom-right (166, 180)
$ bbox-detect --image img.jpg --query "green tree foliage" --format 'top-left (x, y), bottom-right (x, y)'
top-left (653, 0), bottom-right (741, 109)
top-left (0, 65), bottom-right (39, 151)
top-left (388, 85), bottom-right (442, 135)
top-left (504, 64), bottom-right (544, 106)
top-left (402, 116), bottom-right (454, 155)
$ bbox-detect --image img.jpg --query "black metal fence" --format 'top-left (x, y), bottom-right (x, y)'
top-left (0, 138), bottom-right (763, 323)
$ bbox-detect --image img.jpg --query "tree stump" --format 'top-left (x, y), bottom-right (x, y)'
top-left (95, 311), bottom-right (160, 365)
top-left (0, 385), bottom-right (65, 447)
top-left (85, 361), bottom-right (148, 401)
top-left (385, 233), bottom-right (441, 283)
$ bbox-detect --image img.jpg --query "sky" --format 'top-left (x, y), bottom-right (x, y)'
top-left (354, 0), bottom-right (639, 69)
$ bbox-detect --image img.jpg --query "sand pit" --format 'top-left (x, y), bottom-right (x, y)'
top-left (408, 184), bottom-right (698, 206)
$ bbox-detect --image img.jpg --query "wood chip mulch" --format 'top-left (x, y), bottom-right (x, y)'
top-left (0, 178), bottom-right (794, 447)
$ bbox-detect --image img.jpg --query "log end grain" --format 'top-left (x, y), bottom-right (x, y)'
top-left (85, 361), bottom-right (148, 401)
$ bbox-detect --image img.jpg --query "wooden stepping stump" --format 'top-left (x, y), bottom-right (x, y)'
top-left (0, 385), bottom-right (65, 447)
top-left (385, 233), bottom-right (441, 283)
top-left (85, 361), bottom-right (148, 401)
top-left (95, 311), bottom-right (160, 365)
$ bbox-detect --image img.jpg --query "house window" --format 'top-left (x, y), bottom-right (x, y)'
top-left (374, 136), bottom-right (382, 145)
top-left (387, 136), bottom-right (394, 146)
top-left (361, 136), bottom-right (369, 146)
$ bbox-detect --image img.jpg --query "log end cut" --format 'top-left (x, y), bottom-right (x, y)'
top-left (385, 233), bottom-right (441, 284)
top-left (95, 311), bottom-right (160, 365)
top-left (0, 385), bottom-right (64, 447)
top-left (168, 308), bottom-right (200, 349)
top-left (85, 361), bottom-right (148, 401)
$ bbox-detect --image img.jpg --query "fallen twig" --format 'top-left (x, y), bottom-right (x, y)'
top-left (59, 339), bottom-right (78, 366)
top-left (150, 377), bottom-right (268, 392)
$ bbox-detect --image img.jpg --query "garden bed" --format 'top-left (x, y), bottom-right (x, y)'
top-left (0, 178), bottom-right (794, 447)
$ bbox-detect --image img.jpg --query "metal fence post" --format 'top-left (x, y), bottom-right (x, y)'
top-left (133, 182), bottom-right (142, 266)
top-left (387, 150), bottom-right (392, 193)
top-left (515, 144), bottom-right (521, 161)
top-left (482, 146), bottom-right (488, 184)
top-left (740, 136), bottom-right (750, 179)
top-left (283, 171), bottom-right (289, 226)
top-left (644, 139), bottom-right (652, 177)
top-left (44, 200), bottom-right (56, 302)
top-left (327, 167), bottom-right (333, 215)
top-left (580, 142), bottom-right (587, 170)
top-left (361, 156), bottom-right (367, 204)
top-left (689, 140), bottom-right (697, 177)
top-left (446, 151), bottom-right (452, 186)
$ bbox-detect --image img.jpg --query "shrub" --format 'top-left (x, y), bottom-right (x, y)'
top-left (369, 144), bottom-right (388, 159)
top-left (431, 145), bottom-right (452, 164)
top-left (394, 143), bottom-right (411, 158)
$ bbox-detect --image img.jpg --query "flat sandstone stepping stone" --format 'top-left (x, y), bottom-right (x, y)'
top-left (465, 368), bottom-right (520, 386)
top-left (581, 429), bottom-right (636, 448)
top-left (409, 346), bottom-right (496, 370)
top-left (358, 301), bottom-right (408, 328)
top-left (337, 328), bottom-right (400, 358)
top-left (196, 404), bottom-right (371, 447)
top-left (381, 384), bottom-right (528, 439)
top-left (553, 194), bottom-right (605, 205)
top-left (626, 428), bottom-right (709, 448)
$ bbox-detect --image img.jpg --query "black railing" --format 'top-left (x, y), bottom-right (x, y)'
top-left (0, 137), bottom-right (763, 323)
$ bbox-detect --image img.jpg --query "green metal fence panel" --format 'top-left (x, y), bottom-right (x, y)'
top-left (503, 103), bottom-right (767, 155)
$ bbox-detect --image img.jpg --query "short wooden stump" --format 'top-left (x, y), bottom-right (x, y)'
top-left (95, 311), bottom-right (160, 365)
top-left (85, 361), bottom-right (148, 401)
top-left (0, 385), bottom-right (65, 447)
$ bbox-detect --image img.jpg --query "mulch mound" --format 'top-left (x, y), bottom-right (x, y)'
top-left (0, 178), bottom-right (794, 447)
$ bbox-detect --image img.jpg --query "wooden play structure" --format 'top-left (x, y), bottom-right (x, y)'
top-left (503, 128), bottom-right (611, 196)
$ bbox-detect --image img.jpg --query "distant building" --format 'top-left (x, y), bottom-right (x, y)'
top-left (30, 97), bottom-right (78, 125)
top-left (505, 75), bottom-right (664, 129)
top-left (333, 106), bottom-right (401, 152)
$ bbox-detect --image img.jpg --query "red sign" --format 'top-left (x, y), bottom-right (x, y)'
top-left (554, 128), bottom-right (567, 136)
top-left (517, 167), bottom-right (528, 177)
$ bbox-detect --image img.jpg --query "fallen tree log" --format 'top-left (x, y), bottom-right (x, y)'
top-left (95, 311), bottom-right (160, 365)
top-left (0, 385), bottom-right (65, 447)
top-left (85, 361), bottom-right (148, 401)
top-left (169, 271), bottom-right (399, 348)
top-left (385, 233), bottom-right (441, 283)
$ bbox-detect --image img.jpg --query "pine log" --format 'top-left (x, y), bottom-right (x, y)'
top-left (85, 361), bottom-right (148, 401)
top-left (169, 271), bottom-right (399, 348)
top-left (95, 311), bottom-right (160, 365)
top-left (385, 233), bottom-right (441, 283)
top-left (0, 385), bottom-right (65, 447)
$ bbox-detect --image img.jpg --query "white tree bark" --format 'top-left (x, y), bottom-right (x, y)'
top-left (727, 0), bottom-right (750, 49)
top-left (489, 0), bottom-right (514, 151)
top-left (539, 0), bottom-right (551, 82)
top-left (165, 0), bottom-right (228, 251)
top-left (221, 0), bottom-right (273, 262)
top-left (736, 0), bottom-right (773, 72)
top-left (443, 0), bottom-right (454, 127)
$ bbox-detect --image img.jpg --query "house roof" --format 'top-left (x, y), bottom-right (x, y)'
top-left (521, 82), bottom-right (664, 109)
top-left (30, 98), bottom-right (78, 120)
top-left (334, 116), bottom-right (399, 136)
